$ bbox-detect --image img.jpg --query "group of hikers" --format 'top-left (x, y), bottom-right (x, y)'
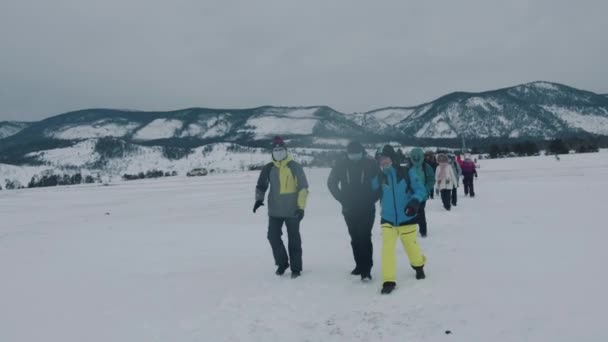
top-left (253, 136), bottom-right (478, 294)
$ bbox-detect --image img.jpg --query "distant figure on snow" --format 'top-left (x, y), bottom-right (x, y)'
top-left (461, 154), bottom-right (478, 197)
top-left (327, 141), bottom-right (382, 281)
top-left (435, 153), bottom-right (458, 211)
top-left (253, 136), bottom-right (309, 279)
top-left (424, 151), bottom-right (438, 199)
top-left (448, 154), bottom-right (462, 207)
top-left (408, 148), bottom-right (436, 237)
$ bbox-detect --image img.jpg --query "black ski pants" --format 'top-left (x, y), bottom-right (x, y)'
top-left (267, 216), bottom-right (302, 272)
top-left (451, 186), bottom-right (458, 206)
top-left (463, 175), bottom-right (475, 196)
top-left (417, 200), bottom-right (428, 236)
top-left (441, 189), bottom-right (452, 210)
top-left (344, 209), bottom-right (375, 274)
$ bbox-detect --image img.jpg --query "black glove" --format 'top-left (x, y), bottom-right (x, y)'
top-left (405, 199), bottom-right (420, 216)
top-left (253, 200), bottom-right (264, 213)
top-left (295, 209), bottom-right (305, 221)
top-left (475, 174), bottom-right (478, 178)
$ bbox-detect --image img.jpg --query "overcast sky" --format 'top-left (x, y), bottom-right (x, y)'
top-left (1, 0), bottom-right (607, 121)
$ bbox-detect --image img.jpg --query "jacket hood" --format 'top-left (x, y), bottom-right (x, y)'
top-left (409, 147), bottom-right (425, 167)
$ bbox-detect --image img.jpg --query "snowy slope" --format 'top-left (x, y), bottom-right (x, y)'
top-left (349, 107), bottom-right (416, 133)
top-left (1, 153), bottom-right (608, 341)
top-left (0, 121), bottom-right (30, 139)
top-left (0, 141), bottom-right (314, 188)
top-left (240, 107), bottom-right (322, 139)
top-left (179, 114), bottom-right (233, 139)
top-left (133, 119), bottom-right (184, 140)
top-left (26, 140), bottom-right (100, 167)
top-left (50, 120), bottom-right (141, 140)
top-left (541, 105), bottom-right (608, 135)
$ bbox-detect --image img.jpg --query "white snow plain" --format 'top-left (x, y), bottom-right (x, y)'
top-left (1, 152), bottom-right (608, 341)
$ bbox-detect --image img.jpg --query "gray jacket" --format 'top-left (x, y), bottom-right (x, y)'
top-left (256, 158), bottom-right (309, 218)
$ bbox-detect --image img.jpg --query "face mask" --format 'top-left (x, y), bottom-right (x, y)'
top-left (347, 152), bottom-right (363, 161)
top-left (272, 148), bottom-right (287, 161)
top-left (379, 156), bottom-right (392, 170)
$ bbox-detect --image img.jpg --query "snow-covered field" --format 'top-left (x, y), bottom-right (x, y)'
top-left (1, 152), bottom-right (608, 341)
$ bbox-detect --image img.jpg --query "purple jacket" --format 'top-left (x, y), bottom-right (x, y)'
top-left (461, 160), bottom-right (477, 176)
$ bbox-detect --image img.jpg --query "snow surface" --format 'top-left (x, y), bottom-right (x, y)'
top-left (542, 106), bottom-right (608, 135)
top-left (133, 119), bottom-right (184, 140)
top-left (3, 153), bottom-right (608, 341)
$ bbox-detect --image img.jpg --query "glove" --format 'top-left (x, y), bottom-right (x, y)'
top-left (295, 209), bottom-right (305, 221)
top-left (475, 174), bottom-right (478, 178)
top-left (435, 188), bottom-right (440, 195)
top-left (253, 200), bottom-right (264, 213)
top-left (405, 199), bottom-right (420, 216)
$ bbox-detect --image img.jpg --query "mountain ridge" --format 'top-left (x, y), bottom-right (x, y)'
top-left (1, 80), bottom-right (607, 166)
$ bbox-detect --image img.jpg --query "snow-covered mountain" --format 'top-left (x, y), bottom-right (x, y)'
top-left (1, 81), bottom-right (607, 187)
top-left (392, 81), bottom-right (608, 139)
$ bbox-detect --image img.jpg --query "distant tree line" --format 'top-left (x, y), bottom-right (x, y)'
top-left (473, 138), bottom-right (599, 159)
top-left (123, 170), bottom-right (177, 181)
top-left (27, 173), bottom-right (100, 188)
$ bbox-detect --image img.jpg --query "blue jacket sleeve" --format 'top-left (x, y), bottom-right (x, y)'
top-left (409, 168), bottom-right (428, 202)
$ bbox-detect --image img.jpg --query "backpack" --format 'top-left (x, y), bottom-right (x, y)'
top-left (382, 164), bottom-right (414, 194)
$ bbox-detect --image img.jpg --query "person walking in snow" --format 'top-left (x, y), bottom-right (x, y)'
top-left (424, 151), bottom-right (438, 199)
top-left (408, 148), bottom-right (436, 237)
top-left (253, 136), bottom-right (309, 279)
top-left (461, 154), bottom-right (478, 197)
top-left (375, 145), bottom-right (427, 294)
top-left (435, 153), bottom-right (458, 211)
top-left (327, 141), bottom-right (382, 281)
top-left (448, 154), bottom-right (462, 207)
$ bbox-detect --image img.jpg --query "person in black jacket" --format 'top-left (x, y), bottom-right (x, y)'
top-left (424, 151), bottom-right (438, 199)
top-left (327, 141), bottom-right (382, 281)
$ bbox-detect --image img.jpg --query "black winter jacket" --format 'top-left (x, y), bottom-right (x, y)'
top-left (327, 156), bottom-right (382, 214)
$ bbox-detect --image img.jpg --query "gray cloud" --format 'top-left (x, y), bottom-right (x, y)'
top-left (1, 0), bottom-right (607, 121)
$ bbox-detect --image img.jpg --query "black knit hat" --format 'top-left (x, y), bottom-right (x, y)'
top-left (381, 145), bottom-right (396, 160)
top-left (346, 141), bottom-right (364, 154)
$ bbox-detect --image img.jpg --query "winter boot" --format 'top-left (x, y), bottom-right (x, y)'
top-left (413, 266), bottom-right (426, 280)
top-left (291, 271), bottom-right (301, 279)
top-left (276, 264), bottom-right (289, 276)
top-left (381, 282), bottom-right (396, 294)
top-left (351, 267), bottom-right (362, 276)
top-left (361, 272), bottom-right (372, 281)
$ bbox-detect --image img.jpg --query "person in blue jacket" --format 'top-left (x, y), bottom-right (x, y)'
top-left (375, 145), bottom-right (427, 294)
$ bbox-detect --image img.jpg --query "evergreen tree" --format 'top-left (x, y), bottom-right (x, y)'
top-left (549, 139), bottom-right (569, 155)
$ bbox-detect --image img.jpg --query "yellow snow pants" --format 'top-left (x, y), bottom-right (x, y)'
top-left (381, 223), bottom-right (426, 282)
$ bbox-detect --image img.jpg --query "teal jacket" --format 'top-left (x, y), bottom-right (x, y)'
top-left (375, 166), bottom-right (427, 226)
top-left (409, 147), bottom-right (436, 197)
